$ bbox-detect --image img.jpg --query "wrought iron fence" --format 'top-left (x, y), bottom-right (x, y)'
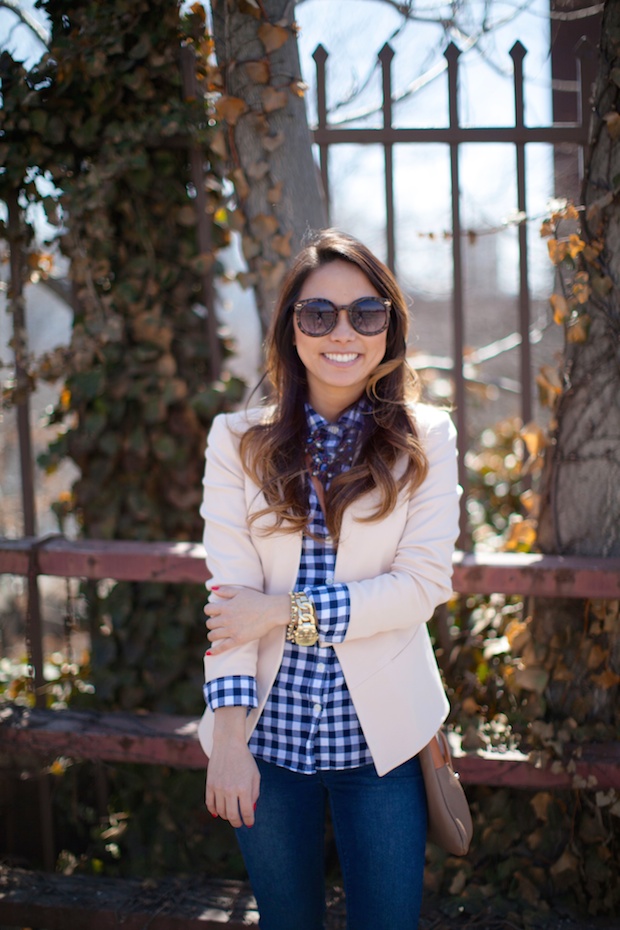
top-left (310, 40), bottom-right (595, 539)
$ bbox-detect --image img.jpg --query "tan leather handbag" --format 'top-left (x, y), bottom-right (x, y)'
top-left (419, 729), bottom-right (473, 856)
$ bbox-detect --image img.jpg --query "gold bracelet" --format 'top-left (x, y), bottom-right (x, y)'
top-left (286, 591), bottom-right (319, 646)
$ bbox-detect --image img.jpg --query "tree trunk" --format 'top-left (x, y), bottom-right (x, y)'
top-left (533, 0), bottom-right (620, 728)
top-left (211, 0), bottom-right (327, 332)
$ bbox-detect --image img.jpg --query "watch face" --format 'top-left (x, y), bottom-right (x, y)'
top-left (295, 623), bottom-right (319, 646)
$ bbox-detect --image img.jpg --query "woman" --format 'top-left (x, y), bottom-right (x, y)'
top-left (198, 229), bottom-right (460, 930)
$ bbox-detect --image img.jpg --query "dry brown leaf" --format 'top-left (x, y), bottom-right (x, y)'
top-left (246, 160), bottom-right (270, 180)
top-left (592, 669), bottom-right (620, 689)
top-left (215, 95), bottom-right (248, 126)
top-left (260, 86), bottom-right (288, 113)
top-left (506, 618), bottom-right (530, 654)
top-left (272, 231), bottom-right (292, 257)
top-left (521, 421), bottom-right (547, 457)
top-left (242, 235), bottom-right (261, 260)
top-left (251, 213), bottom-right (279, 240)
top-left (513, 665), bottom-right (549, 694)
top-left (572, 271), bottom-right (591, 304)
top-left (231, 168), bottom-right (250, 201)
top-left (209, 129), bottom-right (228, 160)
top-left (566, 313), bottom-right (590, 343)
top-left (237, 270), bottom-right (258, 289)
top-left (503, 517), bottom-right (537, 552)
top-left (603, 110), bottom-right (620, 140)
top-left (591, 273), bottom-right (613, 296)
top-left (247, 112), bottom-right (270, 136)
top-left (567, 233), bottom-right (585, 259)
top-left (549, 293), bottom-right (569, 325)
top-left (586, 644), bottom-right (607, 671)
top-left (448, 870), bottom-right (467, 895)
top-left (531, 792), bottom-right (553, 822)
top-left (258, 23), bottom-right (290, 53)
top-left (514, 871), bottom-right (541, 907)
top-left (547, 239), bottom-right (568, 264)
top-left (536, 365), bottom-right (562, 407)
top-left (552, 663), bottom-right (574, 682)
top-left (267, 180), bottom-right (283, 204)
top-left (238, 0), bottom-right (261, 16)
top-left (526, 827), bottom-right (545, 850)
top-left (262, 131), bottom-right (285, 153)
top-left (132, 315), bottom-right (173, 351)
top-left (176, 205), bottom-right (197, 227)
top-left (245, 59), bottom-right (270, 84)
top-left (461, 696), bottom-right (479, 715)
top-left (550, 848), bottom-right (580, 878)
top-left (586, 190), bottom-right (614, 221)
top-left (520, 489), bottom-right (540, 518)
top-left (228, 209), bottom-right (246, 232)
top-left (259, 258), bottom-right (286, 291)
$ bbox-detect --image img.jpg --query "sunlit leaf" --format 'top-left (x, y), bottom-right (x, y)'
top-left (566, 313), bottom-right (590, 343)
top-left (521, 421), bottom-right (546, 457)
top-left (549, 293), bottom-right (569, 324)
top-left (547, 239), bottom-right (568, 264)
top-left (214, 95), bottom-right (248, 125)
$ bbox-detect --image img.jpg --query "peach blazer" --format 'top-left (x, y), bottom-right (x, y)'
top-left (198, 402), bottom-right (460, 776)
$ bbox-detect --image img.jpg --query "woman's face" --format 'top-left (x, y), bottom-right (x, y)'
top-left (293, 260), bottom-right (388, 422)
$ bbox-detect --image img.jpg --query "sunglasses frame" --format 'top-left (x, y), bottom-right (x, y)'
top-left (293, 296), bottom-right (392, 337)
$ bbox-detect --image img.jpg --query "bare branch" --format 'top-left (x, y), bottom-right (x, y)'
top-left (306, 0), bottom-right (535, 126)
top-left (549, 3), bottom-right (603, 21)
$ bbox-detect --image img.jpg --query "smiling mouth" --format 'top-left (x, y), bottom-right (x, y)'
top-left (323, 353), bottom-right (359, 363)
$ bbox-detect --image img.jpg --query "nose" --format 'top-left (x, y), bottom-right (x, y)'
top-left (330, 308), bottom-right (356, 340)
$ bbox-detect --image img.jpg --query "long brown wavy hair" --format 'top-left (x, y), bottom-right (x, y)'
top-left (239, 229), bottom-right (429, 543)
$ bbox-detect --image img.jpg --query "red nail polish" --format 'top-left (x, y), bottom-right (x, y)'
top-left (211, 585), bottom-right (220, 590)
top-left (205, 650), bottom-right (212, 656)
top-left (211, 812), bottom-right (218, 818)
top-left (253, 803), bottom-right (257, 811)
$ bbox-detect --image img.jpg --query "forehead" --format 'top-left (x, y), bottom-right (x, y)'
top-left (298, 260), bottom-right (379, 302)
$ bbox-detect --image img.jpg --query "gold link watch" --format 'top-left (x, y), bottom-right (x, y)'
top-left (286, 591), bottom-right (319, 646)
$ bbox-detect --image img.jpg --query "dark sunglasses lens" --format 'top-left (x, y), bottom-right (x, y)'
top-left (349, 298), bottom-right (389, 334)
top-left (298, 301), bottom-right (336, 335)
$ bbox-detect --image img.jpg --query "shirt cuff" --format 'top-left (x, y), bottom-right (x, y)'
top-left (203, 675), bottom-right (258, 711)
top-left (304, 583), bottom-right (350, 643)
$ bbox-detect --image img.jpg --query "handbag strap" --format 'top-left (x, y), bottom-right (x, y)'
top-left (428, 730), bottom-right (452, 769)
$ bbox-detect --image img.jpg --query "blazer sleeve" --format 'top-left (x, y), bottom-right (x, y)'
top-left (343, 408), bottom-right (460, 641)
top-left (199, 412), bottom-right (264, 681)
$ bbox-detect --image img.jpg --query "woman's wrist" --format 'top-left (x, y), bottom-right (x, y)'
top-left (212, 705), bottom-right (248, 743)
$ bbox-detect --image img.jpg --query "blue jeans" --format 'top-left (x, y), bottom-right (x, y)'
top-left (235, 755), bottom-right (427, 930)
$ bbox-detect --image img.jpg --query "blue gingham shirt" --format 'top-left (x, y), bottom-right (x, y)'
top-left (203, 401), bottom-right (374, 773)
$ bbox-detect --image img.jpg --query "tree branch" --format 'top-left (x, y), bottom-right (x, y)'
top-left (0, 0), bottom-right (50, 46)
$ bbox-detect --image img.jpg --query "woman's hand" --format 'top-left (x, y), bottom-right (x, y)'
top-left (204, 587), bottom-right (289, 654)
top-left (206, 707), bottom-right (260, 827)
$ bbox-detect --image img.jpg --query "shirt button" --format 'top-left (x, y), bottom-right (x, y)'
top-left (317, 663), bottom-right (325, 673)
top-left (313, 703), bottom-right (322, 714)
top-left (325, 574), bottom-right (334, 584)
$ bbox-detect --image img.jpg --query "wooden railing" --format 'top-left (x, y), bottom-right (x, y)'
top-left (3, 534), bottom-right (620, 594)
top-left (2, 535), bottom-right (619, 789)
top-left (1, 536), bottom-right (619, 928)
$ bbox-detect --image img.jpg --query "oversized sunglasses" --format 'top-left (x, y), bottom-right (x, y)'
top-left (293, 296), bottom-right (391, 337)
